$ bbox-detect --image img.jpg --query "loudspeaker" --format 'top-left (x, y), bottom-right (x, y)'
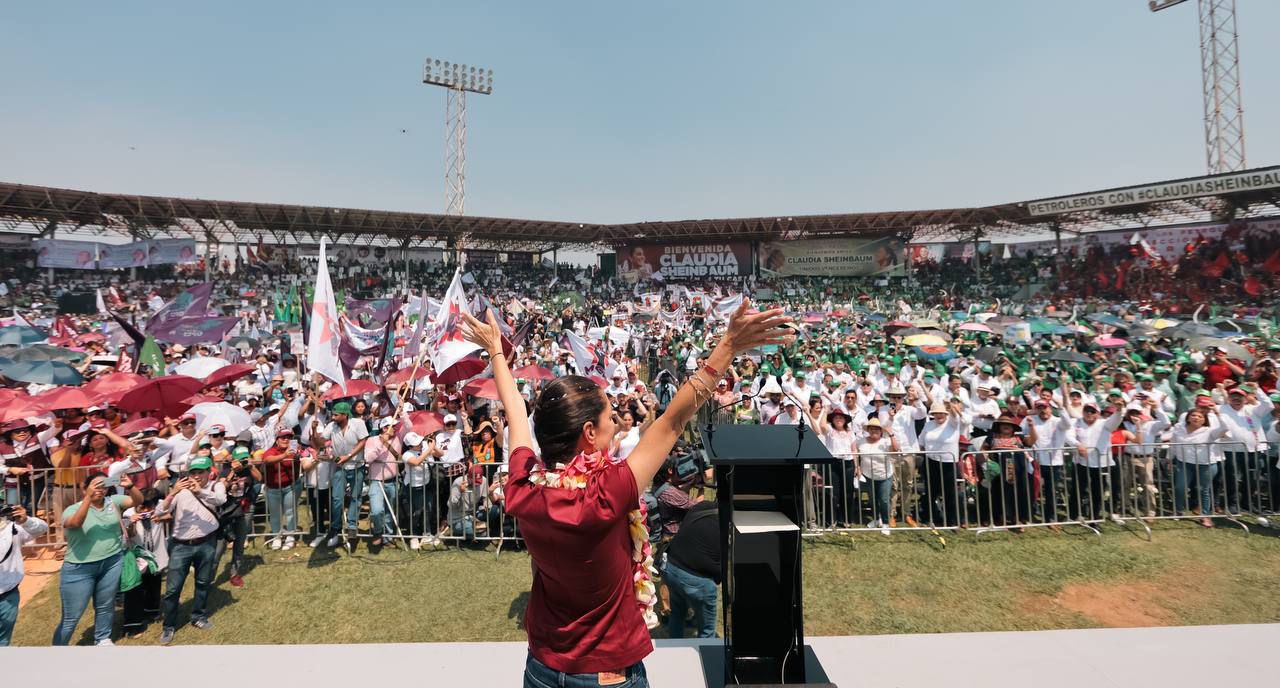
top-left (57, 292), bottom-right (96, 315)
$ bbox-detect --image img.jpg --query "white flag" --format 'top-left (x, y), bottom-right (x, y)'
top-left (95, 289), bottom-right (108, 315)
top-left (709, 294), bottom-right (743, 322)
top-left (307, 239), bottom-right (346, 392)
top-left (429, 268), bottom-right (483, 375)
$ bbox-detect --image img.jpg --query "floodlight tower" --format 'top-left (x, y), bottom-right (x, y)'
top-left (423, 58), bottom-right (494, 217)
top-left (1149, 0), bottom-right (1246, 174)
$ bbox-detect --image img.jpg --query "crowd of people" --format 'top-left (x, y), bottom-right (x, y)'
top-left (1, 226), bottom-right (1279, 647)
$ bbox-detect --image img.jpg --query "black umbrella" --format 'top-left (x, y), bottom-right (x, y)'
top-left (1046, 350), bottom-right (1094, 364)
top-left (974, 346), bottom-right (1003, 364)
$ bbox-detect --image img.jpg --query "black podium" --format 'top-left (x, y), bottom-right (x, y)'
top-left (700, 423), bottom-right (838, 687)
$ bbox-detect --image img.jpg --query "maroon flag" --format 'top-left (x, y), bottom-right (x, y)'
top-left (147, 283), bottom-right (213, 331)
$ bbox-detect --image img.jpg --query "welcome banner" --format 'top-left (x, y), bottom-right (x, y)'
top-left (759, 236), bottom-right (907, 277)
top-left (35, 238), bottom-right (198, 269)
top-left (616, 242), bottom-right (751, 284)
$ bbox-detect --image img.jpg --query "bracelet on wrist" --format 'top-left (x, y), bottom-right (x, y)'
top-left (700, 362), bottom-right (722, 380)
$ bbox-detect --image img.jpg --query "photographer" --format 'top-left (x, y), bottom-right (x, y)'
top-left (156, 455), bottom-right (225, 645)
top-left (0, 504), bottom-right (49, 646)
top-left (663, 501), bottom-right (720, 639)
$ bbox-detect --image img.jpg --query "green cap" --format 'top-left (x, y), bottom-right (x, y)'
top-left (981, 365), bottom-right (994, 374)
top-left (232, 447), bottom-right (251, 461)
top-left (1138, 373), bottom-right (1154, 381)
top-left (331, 401), bottom-right (353, 416)
top-left (1195, 389), bottom-right (1212, 398)
top-left (189, 456), bottom-right (214, 471)
top-left (1269, 393), bottom-right (1280, 403)
top-left (1185, 373), bottom-right (1204, 383)
top-left (794, 370), bottom-right (806, 379)
top-left (1108, 388), bottom-right (1123, 396)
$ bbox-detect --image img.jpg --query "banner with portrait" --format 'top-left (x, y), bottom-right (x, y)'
top-left (148, 238), bottom-right (199, 265)
top-left (758, 236), bottom-right (906, 277)
top-left (34, 239), bottom-right (100, 269)
top-left (616, 243), bottom-right (751, 284)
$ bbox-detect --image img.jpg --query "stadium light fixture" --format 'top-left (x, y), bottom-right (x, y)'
top-left (1149, 0), bottom-right (1191, 11)
top-left (423, 55), bottom-right (494, 249)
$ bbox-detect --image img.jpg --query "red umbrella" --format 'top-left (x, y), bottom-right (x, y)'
top-left (113, 416), bottom-right (162, 436)
top-left (403, 410), bottom-right (444, 437)
top-left (75, 332), bottom-right (106, 345)
top-left (0, 397), bottom-right (45, 424)
top-left (115, 375), bottom-right (206, 419)
top-left (513, 364), bottom-right (554, 381)
top-left (461, 377), bottom-right (500, 400)
top-left (321, 378), bottom-right (380, 401)
top-left (385, 366), bottom-right (432, 386)
top-left (883, 320), bottom-right (914, 335)
top-left (181, 393), bottom-right (226, 407)
top-left (32, 386), bottom-right (100, 412)
top-left (202, 363), bottom-right (256, 389)
top-left (83, 372), bottom-right (147, 402)
top-left (588, 375), bottom-right (607, 388)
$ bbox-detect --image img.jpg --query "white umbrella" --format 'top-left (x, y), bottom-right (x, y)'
top-left (173, 356), bottom-right (232, 379)
top-left (189, 401), bottom-right (253, 436)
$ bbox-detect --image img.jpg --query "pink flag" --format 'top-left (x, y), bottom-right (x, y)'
top-left (307, 239), bottom-right (346, 392)
top-left (429, 269), bottom-right (483, 376)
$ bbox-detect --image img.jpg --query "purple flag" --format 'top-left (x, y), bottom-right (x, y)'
top-left (149, 315), bottom-right (239, 346)
top-left (344, 296), bottom-right (399, 327)
top-left (147, 283), bottom-right (213, 332)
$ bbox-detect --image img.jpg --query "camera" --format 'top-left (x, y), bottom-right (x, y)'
top-left (0, 504), bottom-right (18, 520)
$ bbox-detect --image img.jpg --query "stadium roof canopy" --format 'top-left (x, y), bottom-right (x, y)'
top-left (1, 165), bottom-right (1277, 248)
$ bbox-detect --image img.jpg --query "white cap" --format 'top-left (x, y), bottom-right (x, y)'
top-left (443, 414), bottom-right (458, 425)
top-left (379, 416), bottom-right (397, 429)
top-left (403, 432), bottom-right (424, 447)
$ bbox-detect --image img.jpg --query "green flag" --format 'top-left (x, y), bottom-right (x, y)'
top-left (138, 337), bottom-right (166, 376)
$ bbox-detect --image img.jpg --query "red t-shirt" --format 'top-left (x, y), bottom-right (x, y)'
top-left (505, 446), bottom-right (651, 674)
top-left (1202, 361), bottom-right (1236, 389)
top-left (260, 446), bottom-right (296, 489)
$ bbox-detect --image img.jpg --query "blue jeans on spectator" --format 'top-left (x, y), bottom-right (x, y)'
top-left (267, 483), bottom-right (298, 537)
top-left (328, 465), bottom-right (366, 535)
top-left (664, 561), bottom-right (717, 639)
top-left (405, 484), bottom-right (434, 537)
top-left (163, 538), bottom-right (217, 630)
top-left (52, 551), bottom-right (123, 645)
top-left (524, 652), bottom-right (648, 688)
top-left (368, 479), bottom-right (398, 538)
top-left (450, 515), bottom-right (476, 542)
top-left (0, 587), bottom-right (19, 646)
top-left (871, 478), bottom-right (892, 525)
top-left (1174, 461), bottom-right (1219, 515)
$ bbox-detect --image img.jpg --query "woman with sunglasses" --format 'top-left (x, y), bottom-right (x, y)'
top-left (0, 419), bottom-right (58, 514)
top-left (460, 302), bottom-right (790, 688)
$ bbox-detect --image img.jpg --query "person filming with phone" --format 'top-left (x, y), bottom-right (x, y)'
top-left (1, 503), bottom-right (49, 646)
top-left (156, 454), bottom-right (225, 645)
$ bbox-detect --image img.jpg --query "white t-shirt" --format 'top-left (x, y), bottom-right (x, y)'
top-left (857, 437), bottom-right (895, 481)
top-left (616, 426), bottom-right (641, 459)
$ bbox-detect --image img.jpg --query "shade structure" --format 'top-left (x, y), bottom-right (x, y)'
top-left (513, 364), bottom-right (555, 381)
top-left (1046, 350), bottom-right (1094, 364)
top-left (82, 372), bottom-right (148, 401)
top-left (902, 334), bottom-right (948, 347)
top-left (1, 360), bottom-right (84, 386)
top-left (202, 363), bottom-right (257, 390)
top-left (114, 375), bottom-right (206, 419)
top-left (461, 377), bottom-right (500, 400)
top-left (403, 410), bottom-right (445, 437)
top-left (1187, 337), bottom-right (1253, 362)
top-left (113, 416), bottom-right (162, 436)
top-left (189, 401), bottom-right (253, 436)
top-left (385, 366), bottom-right (432, 386)
top-left (31, 386), bottom-right (99, 412)
top-left (0, 325), bottom-right (47, 346)
top-left (321, 378), bottom-right (380, 401)
top-left (2, 344), bottom-right (87, 363)
top-left (173, 356), bottom-right (232, 379)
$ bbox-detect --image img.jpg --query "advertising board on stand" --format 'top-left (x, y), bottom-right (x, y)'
top-left (758, 236), bottom-right (907, 277)
top-left (616, 242), bottom-right (751, 283)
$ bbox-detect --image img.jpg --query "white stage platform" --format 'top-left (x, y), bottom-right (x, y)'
top-left (9, 624), bottom-right (1275, 686)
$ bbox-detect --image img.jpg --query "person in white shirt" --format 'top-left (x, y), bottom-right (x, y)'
top-left (918, 399), bottom-right (969, 527)
top-left (399, 432), bottom-right (440, 550)
top-left (153, 413), bottom-right (200, 488)
top-left (0, 505), bottom-right (49, 646)
top-left (316, 401), bottom-right (368, 548)
top-left (1170, 404), bottom-right (1229, 527)
top-left (1263, 392), bottom-right (1280, 511)
top-left (1022, 400), bottom-right (1074, 524)
top-left (882, 384), bottom-right (926, 527)
top-left (1069, 402), bottom-right (1124, 521)
top-left (855, 417), bottom-right (899, 533)
top-left (967, 384), bottom-right (1001, 438)
top-left (1215, 385), bottom-right (1273, 514)
top-left (1118, 401), bottom-right (1171, 518)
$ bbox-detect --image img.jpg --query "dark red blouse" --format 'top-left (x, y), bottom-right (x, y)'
top-left (505, 446), bottom-right (652, 673)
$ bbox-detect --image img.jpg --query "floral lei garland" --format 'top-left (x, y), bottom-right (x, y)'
top-left (527, 449), bottom-right (659, 630)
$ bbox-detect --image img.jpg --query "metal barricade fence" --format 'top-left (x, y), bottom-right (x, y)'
top-left (807, 451), bottom-right (966, 536)
top-left (963, 447), bottom-right (1100, 535)
top-left (1108, 440), bottom-right (1255, 532)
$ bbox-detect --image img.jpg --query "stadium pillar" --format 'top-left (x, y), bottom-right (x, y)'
top-left (45, 223), bottom-right (56, 284)
top-left (1053, 223), bottom-right (1063, 267)
top-left (972, 232), bottom-right (982, 282)
top-left (553, 246), bottom-right (559, 281)
top-left (402, 239), bottom-right (411, 292)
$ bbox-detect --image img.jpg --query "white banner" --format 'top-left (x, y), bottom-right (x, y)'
top-left (1026, 167), bottom-right (1280, 216)
top-left (34, 239), bottom-right (100, 269)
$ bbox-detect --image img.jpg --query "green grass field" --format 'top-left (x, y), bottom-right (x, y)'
top-left (13, 521), bottom-right (1280, 646)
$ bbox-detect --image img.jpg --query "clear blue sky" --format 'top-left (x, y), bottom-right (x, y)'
top-left (2, 1), bottom-right (1277, 225)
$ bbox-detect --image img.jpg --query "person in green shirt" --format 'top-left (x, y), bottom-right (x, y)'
top-left (53, 471), bottom-right (143, 646)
